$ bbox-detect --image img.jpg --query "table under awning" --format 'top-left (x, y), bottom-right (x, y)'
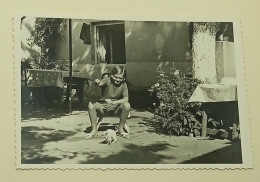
top-left (22, 69), bottom-right (65, 108)
top-left (188, 78), bottom-right (239, 139)
top-left (25, 69), bottom-right (64, 88)
top-left (188, 83), bottom-right (237, 103)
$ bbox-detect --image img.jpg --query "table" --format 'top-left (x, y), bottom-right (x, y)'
top-left (189, 83), bottom-right (239, 140)
top-left (63, 77), bottom-right (90, 104)
top-left (62, 71), bottom-right (92, 104)
top-left (25, 69), bottom-right (64, 88)
top-left (188, 83), bottom-right (237, 103)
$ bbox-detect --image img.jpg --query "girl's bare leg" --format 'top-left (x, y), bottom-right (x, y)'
top-left (87, 102), bottom-right (104, 137)
top-left (117, 102), bottom-right (131, 134)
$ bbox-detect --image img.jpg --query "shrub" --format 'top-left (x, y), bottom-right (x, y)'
top-left (149, 67), bottom-right (203, 136)
top-left (27, 18), bottom-right (67, 70)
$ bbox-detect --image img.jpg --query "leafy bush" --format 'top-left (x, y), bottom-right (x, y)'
top-left (149, 67), bottom-right (203, 136)
top-left (26, 18), bottom-right (67, 70)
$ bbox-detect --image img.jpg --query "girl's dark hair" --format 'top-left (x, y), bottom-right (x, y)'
top-left (111, 65), bottom-right (127, 79)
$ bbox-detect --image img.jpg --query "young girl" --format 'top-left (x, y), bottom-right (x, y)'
top-left (85, 65), bottom-right (130, 139)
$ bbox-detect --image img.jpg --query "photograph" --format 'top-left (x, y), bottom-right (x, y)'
top-left (15, 16), bottom-right (250, 168)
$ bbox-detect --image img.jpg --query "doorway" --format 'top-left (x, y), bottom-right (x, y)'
top-left (94, 22), bottom-right (126, 64)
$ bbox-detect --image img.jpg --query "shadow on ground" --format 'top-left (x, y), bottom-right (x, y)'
top-left (21, 103), bottom-right (86, 121)
top-left (21, 126), bottom-right (77, 164)
top-left (180, 141), bottom-right (242, 164)
top-left (20, 105), bottom-right (243, 165)
top-left (79, 142), bottom-right (177, 164)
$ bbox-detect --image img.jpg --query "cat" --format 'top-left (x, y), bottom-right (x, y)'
top-left (103, 129), bottom-right (117, 145)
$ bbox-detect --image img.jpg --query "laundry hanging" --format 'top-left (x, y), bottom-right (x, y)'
top-left (80, 23), bottom-right (91, 45)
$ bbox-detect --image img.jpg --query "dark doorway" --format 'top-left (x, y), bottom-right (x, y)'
top-left (95, 23), bottom-right (126, 64)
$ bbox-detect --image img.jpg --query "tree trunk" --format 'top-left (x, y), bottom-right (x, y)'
top-left (192, 23), bottom-right (218, 83)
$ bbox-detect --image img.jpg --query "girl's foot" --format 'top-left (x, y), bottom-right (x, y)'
top-left (117, 132), bottom-right (129, 139)
top-left (124, 122), bottom-right (130, 134)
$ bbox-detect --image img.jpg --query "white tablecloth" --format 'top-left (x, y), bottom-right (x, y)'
top-left (25, 69), bottom-right (64, 88)
top-left (188, 83), bottom-right (237, 103)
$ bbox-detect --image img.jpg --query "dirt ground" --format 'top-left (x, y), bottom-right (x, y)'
top-left (21, 107), bottom-right (242, 164)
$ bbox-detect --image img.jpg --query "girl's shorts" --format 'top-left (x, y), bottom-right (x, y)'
top-left (95, 102), bottom-right (121, 115)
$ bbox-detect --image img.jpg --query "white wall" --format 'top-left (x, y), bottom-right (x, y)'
top-left (215, 41), bottom-right (236, 83)
top-left (20, 17), bottom-right (39, 62)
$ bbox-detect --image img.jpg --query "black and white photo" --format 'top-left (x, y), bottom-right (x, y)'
top-left (15, 16), bottom-right (252, 169)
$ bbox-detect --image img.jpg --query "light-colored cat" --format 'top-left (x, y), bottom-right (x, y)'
top-left (103, 129), bottom-right (117, 145)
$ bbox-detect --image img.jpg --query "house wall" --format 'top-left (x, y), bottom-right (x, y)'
top-left (21, 18), bottom-right (237, 107)
top-left (56, 19), bottom-right (122, 80)
top-left (124, 21), bottom-right (192, 88)
top-left (24, 19), bottom-right (225, 90)
top-left (215, 41), bottom-right (236, 83)
top-left (222, 42), bottom-right (236, 78)
top-left (21, 19), bottom-right (235, 90)
top-left (55, 20), bottom-right (192, 88)
top-left (55, 19), bottom-right (97, 77)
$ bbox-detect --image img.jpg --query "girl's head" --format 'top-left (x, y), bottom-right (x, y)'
top-left (110, 65), bottom-right (126, 86)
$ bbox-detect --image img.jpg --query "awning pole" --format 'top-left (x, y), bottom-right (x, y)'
top-left (69, 19), bottom-right (72, 114)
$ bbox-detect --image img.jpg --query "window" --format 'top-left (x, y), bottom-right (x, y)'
top-left (93, 21), bottom-right (126, 64)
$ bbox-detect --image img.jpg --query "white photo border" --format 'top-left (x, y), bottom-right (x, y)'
top-left (14, 14), bottom-right (253, 169)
